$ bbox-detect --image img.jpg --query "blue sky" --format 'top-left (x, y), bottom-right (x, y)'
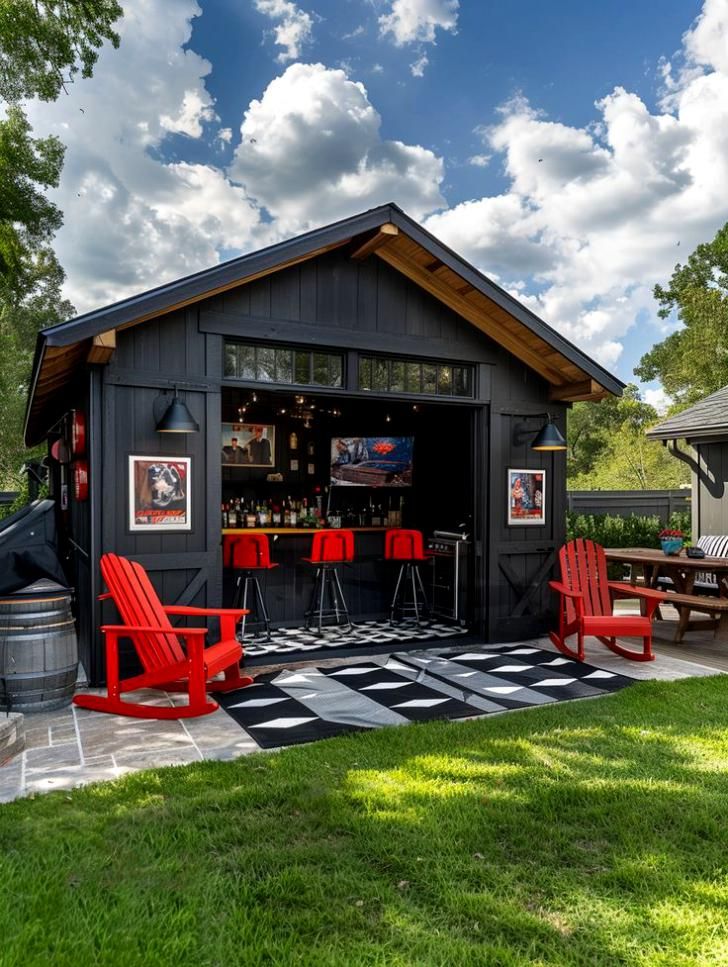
top-left (22, 0), bottom-right (727, 407)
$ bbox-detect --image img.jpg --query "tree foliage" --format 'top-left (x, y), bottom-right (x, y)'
top-left (635, 222), bottom-right (728, 406)
top-left (0, 1), bottom-right (123, 489)
top-left (567, 384), bottom-right (689, 491)
top-left (0, 0), bottom-right (121, 102)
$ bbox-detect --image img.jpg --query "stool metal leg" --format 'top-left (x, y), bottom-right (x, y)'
top-left (390, 564), bottom-right (406, 624)
top-left (252, 576), bottom-right (272, 640)
top-left (332, 567), bottom-right (352, 631)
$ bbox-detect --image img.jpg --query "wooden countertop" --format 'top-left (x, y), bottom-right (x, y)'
top-left (222, 527), bottom-right (393, 535)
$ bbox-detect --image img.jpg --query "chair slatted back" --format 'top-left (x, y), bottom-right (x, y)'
top-left (557, 539), bottom-right (612, 624)
top-left (101, 553), bottom-right (186, 671)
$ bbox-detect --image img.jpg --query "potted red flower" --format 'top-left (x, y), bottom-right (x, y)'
top-left (659, 528), bottom-right (684, 556)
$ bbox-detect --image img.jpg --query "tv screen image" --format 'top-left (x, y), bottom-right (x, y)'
top-left (330, 437), bottom-right (414, 487)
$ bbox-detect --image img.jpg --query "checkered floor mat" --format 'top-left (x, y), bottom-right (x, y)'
top-left (241, 619), bottom-right (468, 658)
top-left (216, 644), bottom-right (636, 748)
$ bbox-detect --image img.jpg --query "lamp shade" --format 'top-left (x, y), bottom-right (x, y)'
top-left (531, 418), bottom-right (566, 452)
top-left (155, 395), bottom-right (199, 433)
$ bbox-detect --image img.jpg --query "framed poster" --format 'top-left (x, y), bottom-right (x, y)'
top-left (508, 468), bottom-right (546, 526)
top-left (221, 422), bottom-right (275, 468)
top-left (129, 456), bottom-right (192, 532)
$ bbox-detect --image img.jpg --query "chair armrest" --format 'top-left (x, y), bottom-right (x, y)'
top-left (101, 624), bottom-right (208, 637)
top-left (608, 582), bottom-right (666, 601)
top-left (163, 606), bottom-right (250, 618)
top-left (549, 581), bottom-right (583, 599)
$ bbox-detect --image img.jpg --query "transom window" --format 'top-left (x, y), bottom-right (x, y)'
top-left (224, 342), bottom-right (343, 388)
top-left (358, 355), bottom-right (474, 398)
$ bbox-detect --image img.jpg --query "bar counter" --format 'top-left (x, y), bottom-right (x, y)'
top-left (221, 526), bottom-right (395, 625)
top-left (222, 526), bottom-right (393, 535)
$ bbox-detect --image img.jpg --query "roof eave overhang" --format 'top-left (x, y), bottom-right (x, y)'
top-left (26, 202), bottom-right (626, 444)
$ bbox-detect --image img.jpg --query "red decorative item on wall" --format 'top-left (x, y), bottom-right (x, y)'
top-left (73, 459), bottom-right (89, 501)
top-left (70, 410), bottom-right (86, 456)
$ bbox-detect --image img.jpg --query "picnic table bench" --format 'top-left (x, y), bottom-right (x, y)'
top-left (605, 547), bottom-right (728, 645)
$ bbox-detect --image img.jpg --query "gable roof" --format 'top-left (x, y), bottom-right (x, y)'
top-left (24, 202), bottom-right (624, 445)
top-left (646, 385), bottom-right (728, 442)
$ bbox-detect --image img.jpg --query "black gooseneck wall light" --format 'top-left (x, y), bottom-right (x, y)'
top-left (513, 412), bottom-right (567, 452)
top-left (155, 386), bottom-right (199, 433)
top-left (531, 414), bottom-right (567, 452)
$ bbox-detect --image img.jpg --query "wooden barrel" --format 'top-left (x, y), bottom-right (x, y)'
top-left (0, 589), bottom-right (78, 712)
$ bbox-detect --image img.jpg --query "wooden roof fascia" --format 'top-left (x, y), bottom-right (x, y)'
top-left (86, 329), bottom-right (116, 364)
top-left (375, 245), bottom-right (570, 388)
top-left (350, 222), bottom-right (399, 261)
top-left (549, 379), bottom-right (610, 402)
top-left (385, 207), bottom-right (624, 397)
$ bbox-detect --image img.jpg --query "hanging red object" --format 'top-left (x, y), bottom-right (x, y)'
top-left (72, 459), bottom-right (89, 501)
top-left (70, 410), bottom-right (86, 457)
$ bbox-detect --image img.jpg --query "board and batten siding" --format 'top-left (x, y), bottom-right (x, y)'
top-left (694, 442), bottom-right (728, 539)
top-left (80, 248), bottom-right (567, 682)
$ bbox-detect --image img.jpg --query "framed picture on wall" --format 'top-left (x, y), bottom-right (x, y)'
top-left (507, 468), bottom-right (546, 526)
top-left (221, 422), bottom-right (275, 468)
top-left (128, 456), bottom-right (192, 532)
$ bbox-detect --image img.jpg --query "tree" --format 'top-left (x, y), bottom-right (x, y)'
top-left (635, 222), bottom-right (728, 405)
top-left (0, 0), bottom-right (121, 102)
top-left (0, 0), bottom-right (123, 489)
top-left (567, 384), bottom-right (690, 491)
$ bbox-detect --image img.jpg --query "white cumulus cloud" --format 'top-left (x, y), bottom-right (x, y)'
top-left (379, 0), bottom-right (459, 46)
top-left (228, 63), bottom-right (444, 235)
top-left (425, 2), bottom-right (728, 371)
top-left (254, 0), bottom-right (314, 63)
top-left (23, 0), bottom-right (261, 314)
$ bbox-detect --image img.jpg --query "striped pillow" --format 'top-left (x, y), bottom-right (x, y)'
top-left (696, 536), bottom-right (728, 587)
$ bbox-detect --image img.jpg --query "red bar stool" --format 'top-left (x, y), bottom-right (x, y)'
top-left (226, 533), bottom-right (278, 640)
top-left (385, 529), bottom-right (431, 625)
top-left (302, 529), bottom-right (354, 634)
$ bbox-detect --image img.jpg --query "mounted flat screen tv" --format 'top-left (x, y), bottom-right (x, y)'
top-left (330, 437), bottom-right (414, 487)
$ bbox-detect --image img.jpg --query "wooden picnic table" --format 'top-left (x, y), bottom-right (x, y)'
top-left (604, 547), bottom-right (728, 644)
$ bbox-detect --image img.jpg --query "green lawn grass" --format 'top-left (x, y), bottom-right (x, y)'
top-left (2, 676), bottom-right (728, 966)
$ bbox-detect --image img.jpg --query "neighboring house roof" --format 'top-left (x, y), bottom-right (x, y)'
top-left (646, 385), bottom-right (728, 442)
top-left (24, 202), bottom-right (625, 445)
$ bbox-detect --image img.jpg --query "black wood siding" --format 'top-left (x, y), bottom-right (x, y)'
top-left (80, 248), bottom-right (568, 681)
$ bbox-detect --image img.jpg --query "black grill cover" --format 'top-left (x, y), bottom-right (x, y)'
top-left (0, 500), bottom-right (69, 595)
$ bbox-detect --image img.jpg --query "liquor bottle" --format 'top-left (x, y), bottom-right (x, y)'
top-left (371, 502), bottom-right (381, 526)
top-left (272, 502), bottom-right (282, 526)
top-left (221, 502), bottom-right (228, 528)
top-left (289, 496), bottom-right (298, 528)
top-left (246, 506), bottom-right (257, 529)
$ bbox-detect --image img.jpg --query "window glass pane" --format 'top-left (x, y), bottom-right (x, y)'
top-left (390, 360), bottom-right (405, 393)
top-left (256, 346), bottom-right (275, 382)
top-left (312, 352), bottom-right (329, 385)
top-left (329, 355), bottom-right (343, 388)
top-left (405, 362), bottom-right (422, 394)
top-left (372, 358), bottom-right (388, 392)
top-left (453, 366), bottom-right (469, 397)
top-left (437, 365), bottom-right (453, 396)
top-left (359, 357), bottom-right (372, 390)
top-left (295, 350), bottom-right (310, 384)
top-left (224, 344), bottom-right (237, 377)
top-left (423, 364), bottom-right (437, 395)
top-left (275, 348), bottom-right (292, 383)
top-left (239, 345), bottom-right (256, 380)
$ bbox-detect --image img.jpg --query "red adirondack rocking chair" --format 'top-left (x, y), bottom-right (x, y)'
top-left (73, 553), bottom-right (254, 718)
top-left (550, 539), bottom-right (666, 662)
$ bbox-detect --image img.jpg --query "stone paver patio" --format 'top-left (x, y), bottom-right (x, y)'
top-left (1, 630), bottom-right (723, 804)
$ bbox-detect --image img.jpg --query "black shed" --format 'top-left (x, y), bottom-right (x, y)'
top-left (647, 385), bottom-right (728, 540)
top-left (24, 203), bottom-right (623, 684)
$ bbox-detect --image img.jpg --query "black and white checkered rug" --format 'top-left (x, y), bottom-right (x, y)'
top-left (241, 619), bottom-right (468, 658)
top-left (216, 644), bottom-right (636, 748)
